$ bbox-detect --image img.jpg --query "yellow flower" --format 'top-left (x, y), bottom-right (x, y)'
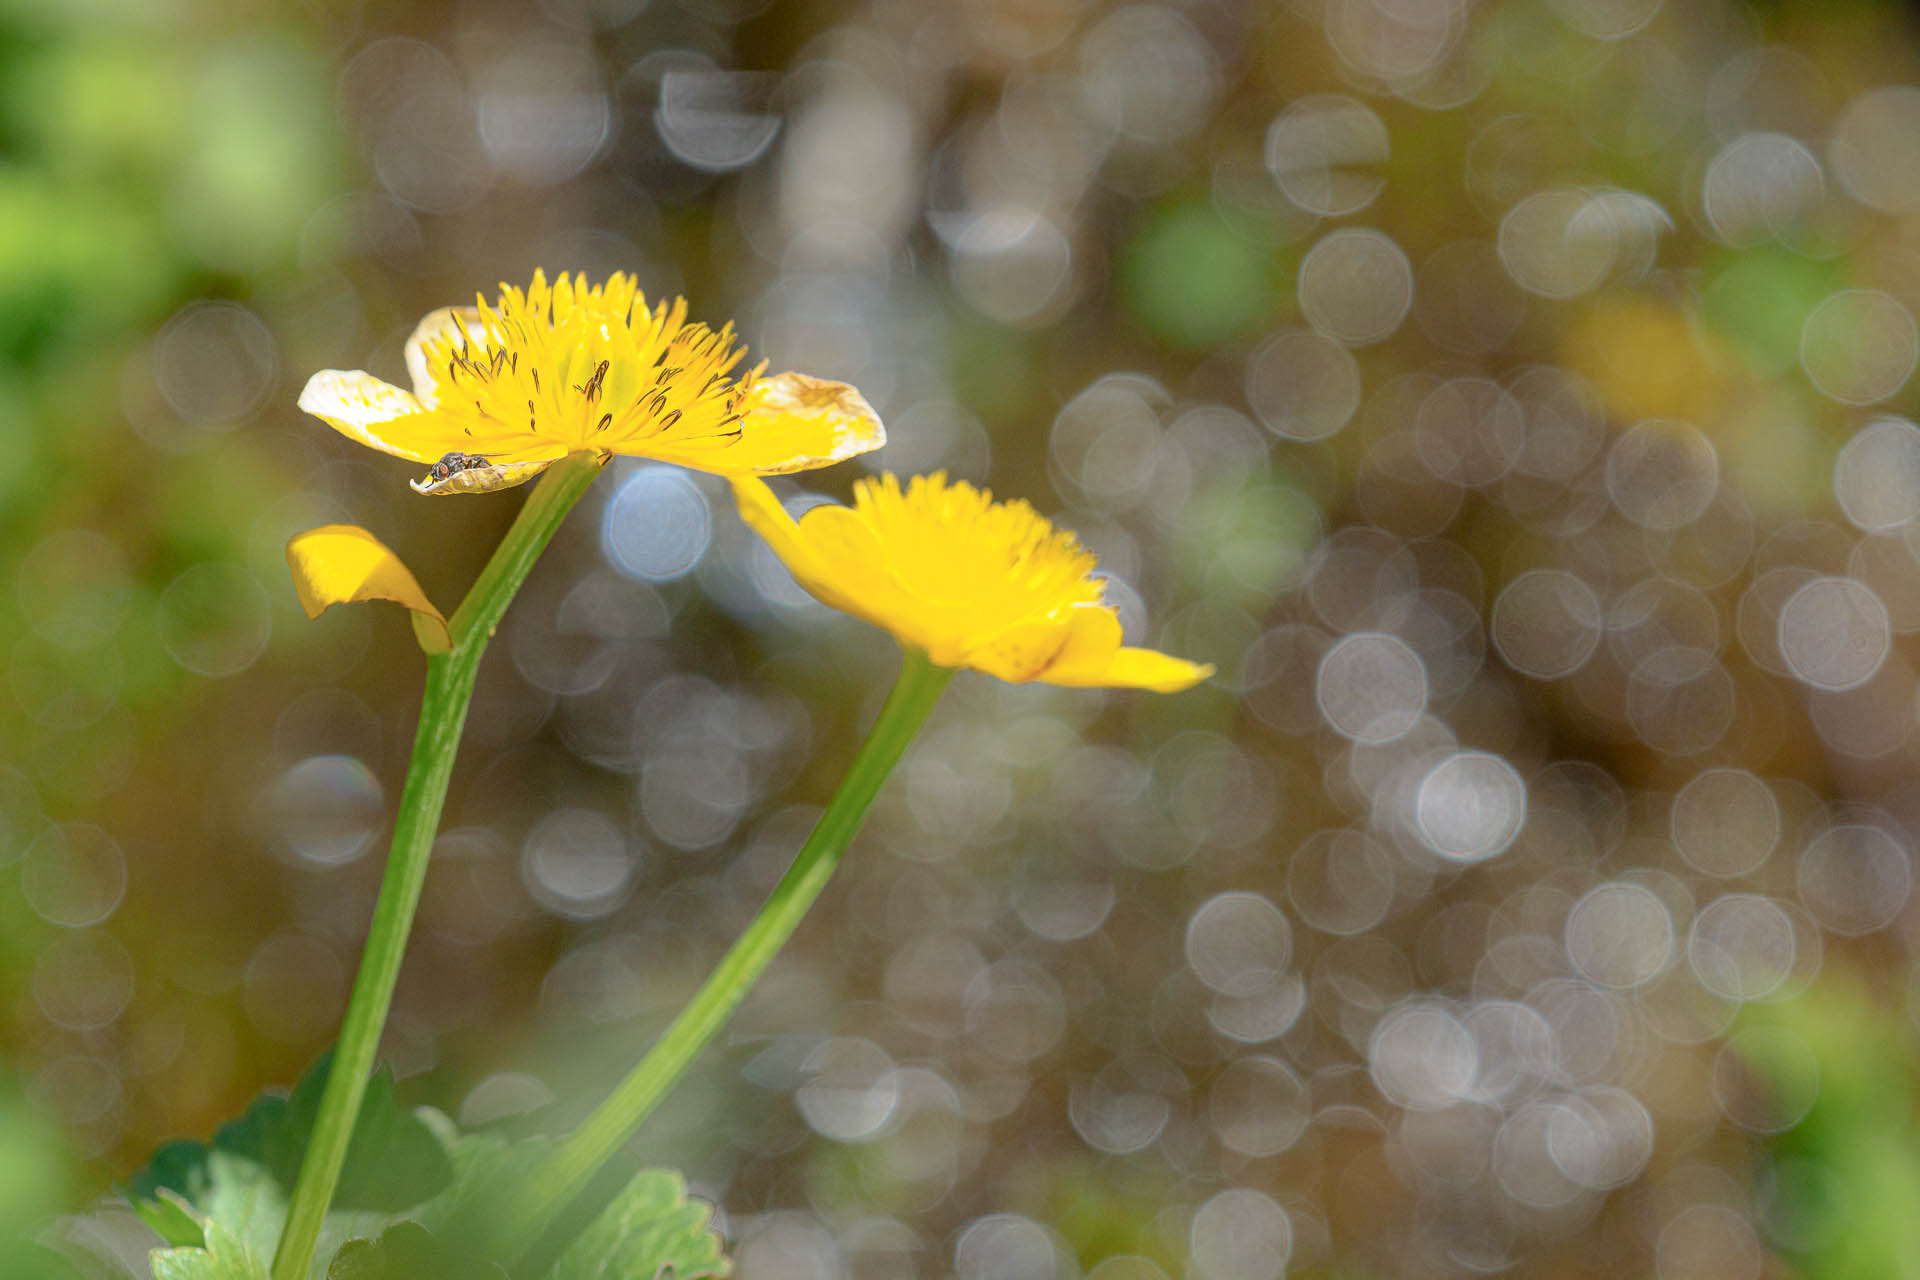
top-left (298, 270), bottom-right (884, 494)
top-left (733, 472), bottom-right (1213, 692)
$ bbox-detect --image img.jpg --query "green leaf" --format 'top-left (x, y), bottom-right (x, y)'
top-left (119, 1067), bottom-right (730, 1280)
top-left (126, 1054), bottom-right (453, 1222)
top-left (130, 1189), bottom-right (203, 1249)
top-left (191, 1153), bottom-right (285, 1265)
top-left (325, 1223), bottom-right (507, 1280)
top-left (150, 1223), bottom-right (270, 1280)
top-left (121, 1055), bottom-right (455, 1279)
top-left (547, 1170), bottom-right (729, 1280)
top-left (408, 1110), bottom-right (556, 1238)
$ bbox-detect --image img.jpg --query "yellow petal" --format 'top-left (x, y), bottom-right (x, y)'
top-left (642, 372), bottom-right (885, 476)
top-left (1083, 647), bottom-right (1215, 693)
top-left (969, 612), bottom-right (1078, 683)
top-left (732, 476), bottom-right (836, 591)
top-left (799, 504), bottom-right (938, 644)
top-left (730, 477), bottom-right (927, 643)
top-left (298, 370), bottom-right (452, 464)
top-left (1033, 605), bottom-right (1214, 692)
top-left (404, 306), bottom-right (491, 407)
top-left (285, 524), bottom-right (451, 653)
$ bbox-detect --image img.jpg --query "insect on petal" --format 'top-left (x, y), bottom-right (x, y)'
top-left (409, 458), bottom-right (556, 495)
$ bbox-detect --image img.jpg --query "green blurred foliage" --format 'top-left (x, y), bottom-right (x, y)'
top-left (0, 1080), bottom-right (78, 1262)
top-left (1745, 977), bottom-right (1920, 1279)
top-left (0, 0), bottom-right (347, 1217)
top-left (1701, 248), bottom-right (1848, 379)
top-left (1120, 201), bottom-right (1283, 351)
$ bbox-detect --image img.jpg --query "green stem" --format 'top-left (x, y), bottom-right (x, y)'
top-left (271, 452), bottom-right (603, 1280)
top-left (488, 648), bottom-right (954, 1267)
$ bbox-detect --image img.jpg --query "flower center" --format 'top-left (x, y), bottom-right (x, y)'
top-left (857, 474), bottom-right (1106, 620)
top-left (424, 272), bottom-right (754, 451)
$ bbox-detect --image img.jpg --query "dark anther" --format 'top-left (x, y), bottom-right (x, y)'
top-left (576, 359), bottom-right (610, 402)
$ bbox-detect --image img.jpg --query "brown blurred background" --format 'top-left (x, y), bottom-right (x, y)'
top-left (11, 0), bottom-right (1920, 1275)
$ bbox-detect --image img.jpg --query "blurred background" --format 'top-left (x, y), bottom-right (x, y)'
top-left (12, 0), bottom-right (1920, 1275)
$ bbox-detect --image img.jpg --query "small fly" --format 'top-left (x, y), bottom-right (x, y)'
top-left (427, 451), bottom-right (490, 482)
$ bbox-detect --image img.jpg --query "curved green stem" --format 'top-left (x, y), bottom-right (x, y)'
top-left (486, 648), bottom-right (954, 1268)
top-left (271, 452), bottom-right (603, 1280)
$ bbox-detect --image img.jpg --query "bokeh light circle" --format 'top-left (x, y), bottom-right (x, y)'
top-left (1606, 420), bottom-right (1720, 531)
top-left (1776, 576), bottom-right (1891, 691)
top-left (1796, 823), bottom-right (1912, 936)
top-left (1264, 94), bottom-right (1388, 217)
top-left (521, 808), bottom-right (634, 920)
top-left (1245, 329), bottom-right (1362, 442)
top-left (1800, 289), bottom-right (1919, 405)
top-left (601, 465), bottom-right (712, 582)
top-left (1315, 632), bottom-right (1428, 744)
top-left (1834, 417), bottom-right (1920, 532)
top-left (1186, 892), bottom-right (1292, 997)
top-left (1189, 1189), bottom-right (1291, 1280)
top-left (1671, 769), bottom-right (1779, 878)
top-left (1689, 894), bottom-right (1797, 1002)
top-left (1415, 751), bottom-right (1526, 863)
top-left (1564, 882), bottom-right (1673, 989)
top-left (1831, 85), bottom-right (1920, 212)
top-left (1297, 228), bottom-right (1413, 347)
top-left (268, 755), bottom-right (384, 867)
top-left (158, 563), bottom-right (273, 677)
top-left (1491, 570), bottom-right (1603, 679)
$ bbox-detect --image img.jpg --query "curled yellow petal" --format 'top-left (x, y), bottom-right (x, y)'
top-left (286, 524), bottom-right (451, 654)
top-left (408, 457), bottom-right (557, 495)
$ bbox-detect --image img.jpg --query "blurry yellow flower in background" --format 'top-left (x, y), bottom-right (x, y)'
top-left (298, 270), bottom-right (884, 494)
top-left (734, 472), bottom-right (1213, 692)
top-left (1561, 294), bottom-right (1736, 427)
